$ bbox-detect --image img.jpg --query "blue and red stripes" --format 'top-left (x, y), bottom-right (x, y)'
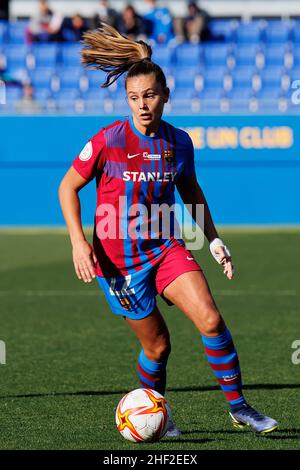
top-left (201, 328), bottom-right (246, 406)
top-left (138, 349), bottom-right (167, 396)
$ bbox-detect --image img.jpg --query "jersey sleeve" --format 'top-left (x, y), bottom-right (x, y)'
top-left (72, 130), bottom-right (106, 180)
top-left (179, 134), bottom-right (196, 181)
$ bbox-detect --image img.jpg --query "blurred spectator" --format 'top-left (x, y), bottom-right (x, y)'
top-left (26, 0), bottom-right (64, 43)
top-left (179, 1), bottom-right (224, 43)
top-left (93, 0), bottom-right (119, 29)
top-left (14, 83), bottom-right (43, 114)
top-left (143, 0), bottom-right (174, 44)
top-left (118, 5), bottom-right (149, 41)
top-left (60, 14), bottom-right (88, 42)
top-left (183, 1), bottom-right (210, 42)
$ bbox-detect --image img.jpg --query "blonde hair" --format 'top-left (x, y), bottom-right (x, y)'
top-left (81, 23), bottom-right (154, 88)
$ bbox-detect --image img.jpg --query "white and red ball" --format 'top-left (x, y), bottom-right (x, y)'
top-left (115, 388), bottom-right (170, 443)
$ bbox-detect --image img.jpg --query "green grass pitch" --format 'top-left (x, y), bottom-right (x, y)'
top-left (0, 229), bottom-right (300, 450)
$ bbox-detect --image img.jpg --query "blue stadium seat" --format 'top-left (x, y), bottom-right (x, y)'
top-left (5, 86), bottom-right (23, 103)
top-left (82, 89), bottom-right (109, 102)
top-left (54, 89), bottom-right (80, 100)
top-left (169, 99), bottom-right (193, 114)
top-left (203, 66), bottom-right (226, 89)
top-left (53, 90), bottom-right (80, 112)
top-left (264, 20), bottom-right (291, 44)
top-left (260, 66), bottom-right (284, 89)
top-left (151, 44), bottom-right (174, 68)
top-left (234, 44), bottom-right (261, 67)
top-left (60, 43), bottom-right (82, 67)
top-left (292, 47), bottom-right (300, 67)
top-left (287, 99), bottom-right (300, 113)
top-left (199, 98), bottom-right (222, 113)
top-left (173, 67), bottom-right (200, 90)
top-left (5, 44), bottom-right (29, 71)
top-left (86, 69), bottom-right (109, 90)
top-left (175, 43), bottom-right (202, 67)
top-left (55, 99), bottom-right (77, 113)
top-left (289, 66), bottom-right (300, 82)
top-left (236, 21), bottom-right (263, 44)
top-left (8, 20), bottom-right (29, 44)
top-left (255, 87), bottom-right (281, 102)
top-left (231, 66), bottom-right (255, 89)
top-left (57, 67), bottom-right (82, 90)
top-left (209, 19), bottom-right (236, 42)
top-left (228, 99), bottom-right (251, 112)
top-left (203, 44), bottom-right (231, 67)
top-left (199, 88), bottom-right (225, 101)
top-left (227, 87), bottom-right (254, 100)
top-left (34, 88), bottom-right (51, 102)
top-left (108, 87), bottom-right (127, 101)
top-left (292, 21), bottom-right (300, 43)
top-left (256, 99), bottom-right (281, 113)
top-left (171, 88), bottom-right (196, 100)
top-left (0, 21), bottom-right (8, 45)
top-left (263, 44), bottom-right (287, 66)
top-left (160, 65), bottom-right (172, 78)
top-left (83, 99), bottom-right (107, 114)
top-left (111, 99), bottom-right (130, 115)
top-left (29, 68), bottom-right (54, 90)
top-left (30, 44), bottom-right (58, 69)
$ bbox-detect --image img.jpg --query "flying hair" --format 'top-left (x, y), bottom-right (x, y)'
top-left (81, 23), bottom-right (153, 88)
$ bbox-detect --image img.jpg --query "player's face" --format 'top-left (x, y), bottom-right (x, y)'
top-left (126, 73), bottom-right (169, 134)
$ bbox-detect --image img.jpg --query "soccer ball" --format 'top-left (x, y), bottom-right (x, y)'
top-left (115, 388), bottom-right (170, 443)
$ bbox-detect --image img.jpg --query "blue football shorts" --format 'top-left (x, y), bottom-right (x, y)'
top-left (97, 244), bottom-right (202, 320)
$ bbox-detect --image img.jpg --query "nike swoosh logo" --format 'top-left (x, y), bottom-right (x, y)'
top-left (127, 153), bottom-right (140, 159)
top-left (223, 375), bottom-right (239, 382)
top-left (186, 256), bottom-right (194, 260)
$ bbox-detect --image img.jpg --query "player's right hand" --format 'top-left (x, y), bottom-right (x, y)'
top-left (72, 240), bottom-right (97, 283)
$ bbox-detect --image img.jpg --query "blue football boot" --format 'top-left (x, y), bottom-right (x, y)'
top-left (229, 404), bottom-right (279, 434)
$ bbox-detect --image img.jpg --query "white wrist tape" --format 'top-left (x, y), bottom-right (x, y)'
top-left (209, 238), bottom-right (231, 264)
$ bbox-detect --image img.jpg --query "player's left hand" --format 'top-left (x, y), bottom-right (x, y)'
top-left (209, 238), bottom-right (235, 280)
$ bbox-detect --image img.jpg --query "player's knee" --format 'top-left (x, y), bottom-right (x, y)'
top-left (201, 308), bottom-right (224, 336)
top-left (144, 338), bottom-right (171, 363)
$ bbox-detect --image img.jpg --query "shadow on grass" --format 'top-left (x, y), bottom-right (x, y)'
top-left (261, 428), bottom-right (300, 440)
top-left (0, 383), bottom-right (299, 400)
top-left (182, 428), bottom-right (300, 440)
top-left (159, 438), bottom-right (221, 445)
top-left (168, 384), bottom-right (300, 394)
top-left (182, 429), bottom-right (238, 435)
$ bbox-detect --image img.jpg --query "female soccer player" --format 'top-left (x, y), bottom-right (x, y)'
top-left (59, 24), bottom-right (278, 436)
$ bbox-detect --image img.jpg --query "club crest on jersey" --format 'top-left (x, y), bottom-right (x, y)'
top-left (119, 297), bottom-right (131, 310)
top-left (79, 141), bottom-right (93, 161)
top-left (163, 150), bottom-right (174, 162)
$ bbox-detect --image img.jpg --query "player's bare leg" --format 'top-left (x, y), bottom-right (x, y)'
top-left (125, 306), bottom-right (181, 437)
top-left (126, 305), bottom-right (171, 363)
top-left (163, 270), bottom-right (279, 434)
top-left (163, 270), bottom-right (225, 336)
